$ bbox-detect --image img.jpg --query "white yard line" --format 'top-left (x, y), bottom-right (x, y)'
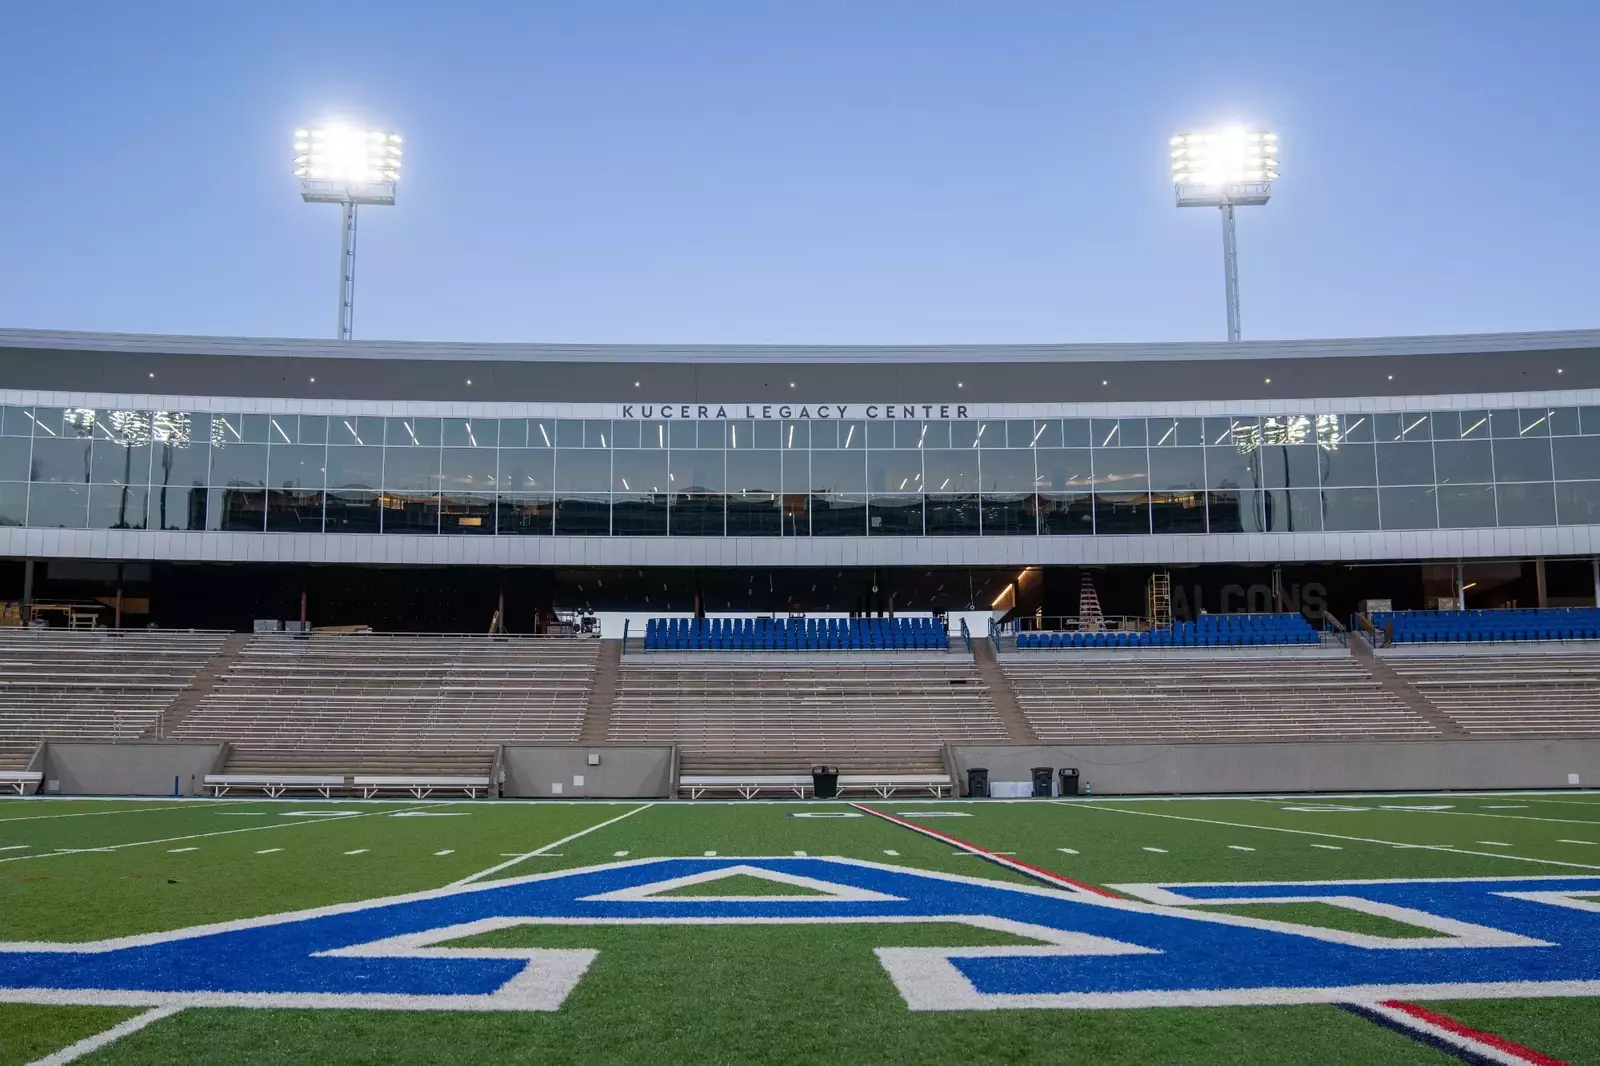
top-left (1060, 803), bottom-right (1600, 873)
top-left (24, 1005), bottom-right (182, 1065)
top-left (448, 803), bottom-right (654, 887)
top-left (0, 804), bottom-right (445, 866)
top-left (0, 806), bottom-right (188, 825)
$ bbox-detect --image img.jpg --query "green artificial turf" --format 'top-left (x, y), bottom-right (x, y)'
top-left (1, 792), bottom-right (1596, 1065)
top-left (1187, 901), bottom-right (1439, 939)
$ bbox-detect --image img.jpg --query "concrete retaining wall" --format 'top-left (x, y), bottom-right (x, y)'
top-left (949, 739), bottom-right (1598, 796)
top-left (40, 742), bottom-right (226, 796)
top-left (501, 745), bottom-right (674, 798)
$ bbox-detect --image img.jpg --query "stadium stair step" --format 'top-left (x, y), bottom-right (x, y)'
top-left (578, 639), bottom-right (623, 743)
top-left (1350, 630), bottom-right (1467, 738)
top-left (140, 632), bottom-right (252, 741)
top-left (971, 637), bottom-right (1038, 744)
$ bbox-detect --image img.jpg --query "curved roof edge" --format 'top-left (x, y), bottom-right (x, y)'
top-left (1, 326), bottom-right (1598, 365)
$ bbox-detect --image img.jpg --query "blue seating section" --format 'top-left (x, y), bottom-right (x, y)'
top-left (1017, 612), bottom-right (1319, 649)
top-left (1372, 608), bottom-right (1600, 644)
top-left (642, 616), bottom-right (948, 651)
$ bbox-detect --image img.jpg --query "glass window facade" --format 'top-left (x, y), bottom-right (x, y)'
top-left (3, 405), bottom-right (1600, 536)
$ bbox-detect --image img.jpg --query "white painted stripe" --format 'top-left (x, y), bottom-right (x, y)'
top-left (1227, 846), bottom-right (1256, 852)
top-left (1143, 847), bottom-right (1167, 853)
top-left (1477, 841), bottom-right (1513, 847)
top-left (1058, 848), bottom-right (1079, 855)
top-left (0, 845), bottom-right (28, 852)
top-left (1481, 805), bottom-right (1529, 809)
top-left (433, 850), bottom-right (454, 856)
top-left (883, 849), bottom-right (900, 856)
top-left (703, 851), bottom-right (717, 857)
top-left (1311, 844), bottom-right (1343, 850)
top-left (166, 848), bottom-right (197, 853)
top-left (1353, 1001), bottom-right (1550, 1066)
top-left (1061, 804), bottom-right (1600, 872)
top-left (792, 850), bottom-right (807, 857)
top-left (613, 851), bottom-right (630, 857)
top-left (0, 806), bottom-right (179, 825)
top-left (344, 849), bottom-right (368, 856)
top-left (1560, 839), bottom-right (1597, 845)
top-left (450, 803), bottom-right (654, 887)
top-left (24, 1005), bottom-right (182, 1065)
top-left (0, 804), bottom-right (445, 867)
top-left (255, 848), bottom-right (281, 854)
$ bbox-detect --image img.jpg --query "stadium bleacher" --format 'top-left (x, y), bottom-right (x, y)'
top-left (1016, 612), bottom-right (1319, 649)
top-left (608, 658), bottom-right (1002, 779)
top-left (170, 632), bottom-right (599, 779)
top-left (0, 628), bottom-right (229, 769)
top-left (1372, 607), bottom-right (1600, 644)
top-left (643, 616), bottom-right (948, 651)
top-left (1001, 648), bottom-right (1436, 742)
top-left (1380, 645), bottom-right (1600, 737)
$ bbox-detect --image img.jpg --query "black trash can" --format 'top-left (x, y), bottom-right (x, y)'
top-left (1058, 767), bottom-right (1081, 797)
top-left (811, 765), bottom-right (839, 799)
top-left (966, 767), bottom-right (990, 798)
top-left (1031, 767), bottom-right (1054, 798)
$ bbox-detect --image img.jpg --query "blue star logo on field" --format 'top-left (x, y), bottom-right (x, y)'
top-left (2, 859), bottom-right (1600, 1011)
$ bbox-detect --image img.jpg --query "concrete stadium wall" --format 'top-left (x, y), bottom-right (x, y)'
top-left (40, 742), bottom-right (226, 797)
top-left (949, 739), bottom-right (1598, 797)
top-left (502, 745), bottom-right (674, 798)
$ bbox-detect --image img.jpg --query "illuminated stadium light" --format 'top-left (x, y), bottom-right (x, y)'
top-left (1169, 127), bottom-right (1279, 342)
top-left (293, 122), bottom-right (404, 340)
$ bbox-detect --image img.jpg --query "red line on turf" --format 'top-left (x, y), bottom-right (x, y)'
top-left (1379, 1000), bottom-right (1569, 1066)
top-left (846, 803), bottom-right (1122, 898)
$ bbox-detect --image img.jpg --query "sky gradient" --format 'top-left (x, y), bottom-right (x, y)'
top-left (1, 1), bottom-right (1596, 345)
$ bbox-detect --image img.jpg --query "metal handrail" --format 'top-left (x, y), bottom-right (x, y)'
top-left (958, 618), bottom-right (973, 655)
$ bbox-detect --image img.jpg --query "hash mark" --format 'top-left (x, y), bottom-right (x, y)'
top-left (1477, 841), bottom-right (1513, 847)
top-left (0, 845), bottom-right (27, 852)
top-left (1482, 805), bottom-right (1529, 809)
top-left (255, 848), bottom-right (282, 854)
top-left (1143, 847), bottom-right (1167, 853)
top-left (883, 849), bottom-right (899, 856)
top-left (167, 847), bottom-right (197, 853)
top-left (703, 851), bottom-right (717, 856)
top-left (344, 849), bottom-right (369, 856)
top-left (793, 850), bottom-right (808, 857)
top-left (434, 850), bottom-right (454, 856)
top-left (1311, 844), bottom-right (1342, 850)
top-left (1227, 846), bottom-right (1256, 851)
top-left (613, 850), bottom-right (630, 857)
top-left (1559, 839), bottom-right (1597, 845)
top-left (1058, 848), bottom-right (1079, 855)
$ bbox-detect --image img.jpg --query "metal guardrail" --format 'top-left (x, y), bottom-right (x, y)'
top-left (958, 618), bottom-right (973, 655)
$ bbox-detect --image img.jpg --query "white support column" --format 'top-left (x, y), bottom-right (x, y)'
top-left (1220, 203), bottom-right (1241, 342)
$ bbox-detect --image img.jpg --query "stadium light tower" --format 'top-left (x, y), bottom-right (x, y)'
top-left (1170, 127), bottom-right (1279, 342)
top-left (293, 124), bottom-right (403, 340)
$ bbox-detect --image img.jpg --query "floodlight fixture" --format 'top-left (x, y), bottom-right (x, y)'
top-left (293, 123), bottom-right (404, 340)
top-left (1170, 127), bottom-right (1280, 342)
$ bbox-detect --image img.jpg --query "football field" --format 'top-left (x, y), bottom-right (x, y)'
top-left (3, 793), bottom-right (1600, 1065)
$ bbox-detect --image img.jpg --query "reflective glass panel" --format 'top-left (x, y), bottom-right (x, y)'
top-left (1492, 438), bottom-right (1553, 482)
top-left (1151, 490), bottom-right (1208, 533)
top-left (439, 494), bottom-right (494, 535)
top-left (382, 448), bottom-right (442, 492)
top-left (498, 449), bottom-right (554, 491)
top-left (1319, 444), bottom-right (1377, 487)
top-left (921, 450), bottom-right (978, 494)
top-left (266, 444), bottom-right (326, 489)
top-left (1436, 484), bottom-right (1497, 528)
top-left (979, 449), bottom-right (1035, 493)
top-left (440, 448), bottom-right (498, 491)
top-left (1555, 482), bottom-right (1600, 525)
top-left (555, 450), bottom-right (610, 492)
top-left (1553, 437), bottom-right (1600, 481)
top-left (1094, 492), bottom-right (1150, 534)
top-left (1320, 487), bottom-right (1380, 531)
top-left (1265, 488), bottom-right (1322, 532)
top-left (1434, 441), bottom-right (1494, 484)
top-left (265, 489), bottom-right (324, 533)
top-left (325, 447), bottom-right (384, 490)
top-left (0, 439), bottom-right (30, 482)
top-left (29, 437), bottom-right (91, 483)
top-left (1496, 482), bottom-right (1556, 526)
top-left (1377, 442), bottom-right (1436, 485)
top-left (208, 443), bottom-right (267, 487)
top-left (614, 449), bottom-right (670, 494)
top-left (1148, 448), bottom-right (1205, 490)
top-left (1039, 492), bottom-right (1093, 535)
top-left (88, 484), bottom-right (148, 530)
top-left (1379, 486), bottom-right (1438, 529)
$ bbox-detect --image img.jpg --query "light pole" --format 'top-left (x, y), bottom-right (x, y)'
top-left (1170, 128), bottom-right (1279, 342)
top-left (293, 124), bottom-right (403, 340)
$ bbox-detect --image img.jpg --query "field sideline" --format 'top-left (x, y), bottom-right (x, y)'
top-left (2, 792), bottom-right (1599, 1064)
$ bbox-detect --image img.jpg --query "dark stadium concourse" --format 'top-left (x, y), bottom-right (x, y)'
top-left (0, 558), bottom-right (1594, 633)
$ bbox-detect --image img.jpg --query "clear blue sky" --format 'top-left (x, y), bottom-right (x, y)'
top-left (1, 1), bottom-right (1596, 345)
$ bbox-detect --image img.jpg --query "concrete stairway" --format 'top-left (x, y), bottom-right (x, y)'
top-left (579, 639), bottom-right (624, 742)
top-left (142, 632), bottom-right (251, 740)
top-left (971, 636), bottom-right (1039, 743)
top-left (1349, 632), bottom-right (1467, 738)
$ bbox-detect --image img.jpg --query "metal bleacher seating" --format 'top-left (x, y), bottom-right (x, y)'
top-left (1002, 647), bottom-right (1437, 743)
top-left (608, 657), bottom-right (1003, 783)
top-left (1382, 643), bottom-right (1600, 737)
top-left (1016, 612), bottom-right (1319, 649)
top-left (171, 632), bottom-right (600, 779)
top-left (643, 616), bottom-right (948, 651)
top-left (0, 628), bottom-right (228, 769)
top-left (1372, 607), bottom-right (1600, 644)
